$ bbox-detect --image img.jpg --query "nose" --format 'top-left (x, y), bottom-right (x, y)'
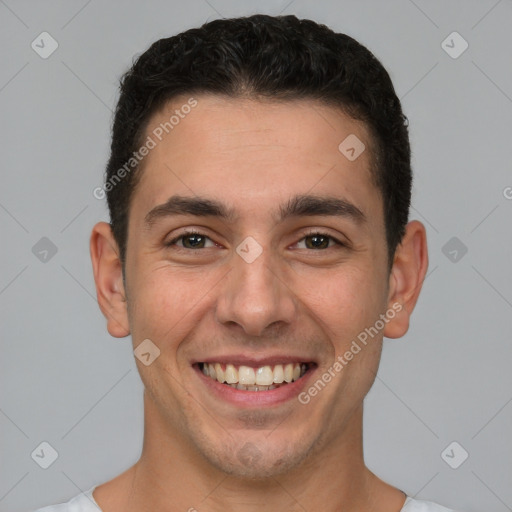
top-left (215, 243), bottom-right (297, 337)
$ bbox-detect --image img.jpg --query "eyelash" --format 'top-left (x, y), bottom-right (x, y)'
top-left (166, 229), bottom-right (346, 250)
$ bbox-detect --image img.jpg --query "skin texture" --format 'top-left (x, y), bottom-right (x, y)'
top-left (90, 95), bottom-right (428, 512)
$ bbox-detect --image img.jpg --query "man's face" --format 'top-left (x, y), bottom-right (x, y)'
top-left (123, 95), bottom-right (393, 477)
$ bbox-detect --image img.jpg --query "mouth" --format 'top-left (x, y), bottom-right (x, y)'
top-left (197, 361), bottom-right (314, 392)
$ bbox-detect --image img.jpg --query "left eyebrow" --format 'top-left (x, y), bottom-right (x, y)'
top-left (276, 193), bottom-right (367, 225)
top-left (143, 193), bottom-right (367, 228)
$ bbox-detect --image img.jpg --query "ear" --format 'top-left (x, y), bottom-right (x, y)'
top-left (90, 222), bottom-right (130, 338)
top-left (383, 220), bottom-right (429, 339)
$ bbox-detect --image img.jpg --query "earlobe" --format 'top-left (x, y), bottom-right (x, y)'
top-left (383, 220), bottom-right (429, 339)
top-left (90, 222), bottom-right (131, 338)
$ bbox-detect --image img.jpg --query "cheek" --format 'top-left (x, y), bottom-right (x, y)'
top-left (127, 269), bottom-right (179, 342)
top-left (127, 267), bottom-right (217, 347)
top-left (299, 265), bottom-right (386, 336)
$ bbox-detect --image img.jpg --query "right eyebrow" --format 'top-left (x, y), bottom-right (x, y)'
top-left (144, 195), bottom-right (239, 228)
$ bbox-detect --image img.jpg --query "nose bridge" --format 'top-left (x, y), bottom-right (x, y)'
top-left (215, 240), bottom-right (296, 336)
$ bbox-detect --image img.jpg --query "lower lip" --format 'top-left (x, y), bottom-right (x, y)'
top-left (194, 365), bottom-right (316, 407)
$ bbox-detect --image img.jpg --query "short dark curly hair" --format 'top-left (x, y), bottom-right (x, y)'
top-left (104, 14), bottom-right (411, 271)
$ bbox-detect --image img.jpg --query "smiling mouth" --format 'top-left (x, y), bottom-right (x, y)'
top-left (198, 362), bottom-right (314, 391)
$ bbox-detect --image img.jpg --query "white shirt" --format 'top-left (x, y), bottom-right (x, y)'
top-left (33, 486), bottom-right (458, 511)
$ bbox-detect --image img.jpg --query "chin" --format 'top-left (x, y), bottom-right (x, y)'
top-left (196, 433), bottom-right (315, 480)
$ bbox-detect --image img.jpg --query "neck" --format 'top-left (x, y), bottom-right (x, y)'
top-left (95, 391), bottom-right (405, 512)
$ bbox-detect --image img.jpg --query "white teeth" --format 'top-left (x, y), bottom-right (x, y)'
top-left (256, 365), bottom-right (274, 386)
top-left (273, 364), bottom-right (284, 383)
top-left (225, 364), bottom-right (238, 384)
top-left (215, 363), bottom-right (225, 383)
top-left (201, 362), bottom-right (308, 390)
top-left (284, 363), bottom-right (294, 383)
top-left (239, 365), bottom-right (256, 385)
top-left (230, 383), bottom-right (276, 391)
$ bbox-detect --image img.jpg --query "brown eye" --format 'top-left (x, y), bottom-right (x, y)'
top-left (296, 232), bottom-right (344, 250)
top-left (182, 233), bottom-right (206, 248)
top-left (304, 234), bottom-right (330, 249)
top-left (166, 231), bottom-right (215, 249)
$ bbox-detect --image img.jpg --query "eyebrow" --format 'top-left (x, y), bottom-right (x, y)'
top-left (144, 193), bottom-right (367, 228)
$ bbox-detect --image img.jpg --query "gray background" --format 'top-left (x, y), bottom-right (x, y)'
top-left (1, 1), bottom-right (511, 511)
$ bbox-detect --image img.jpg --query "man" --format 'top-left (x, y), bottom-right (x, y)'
top-left (35, 13), bottom-right (457, 512)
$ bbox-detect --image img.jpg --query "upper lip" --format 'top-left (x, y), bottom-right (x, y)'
top-left (192, 355), bottom-right (317, 367)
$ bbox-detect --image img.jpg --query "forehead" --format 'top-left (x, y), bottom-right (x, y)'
top-left (133, 94), bottom-right (383, 231)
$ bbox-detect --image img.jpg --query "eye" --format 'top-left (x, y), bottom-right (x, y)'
top-left (166, 230), bottom-right (217, 249)
top-left (295, 231), bottom-right (345, 250)
top-left (165, 230), bottom-right (346, 251)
